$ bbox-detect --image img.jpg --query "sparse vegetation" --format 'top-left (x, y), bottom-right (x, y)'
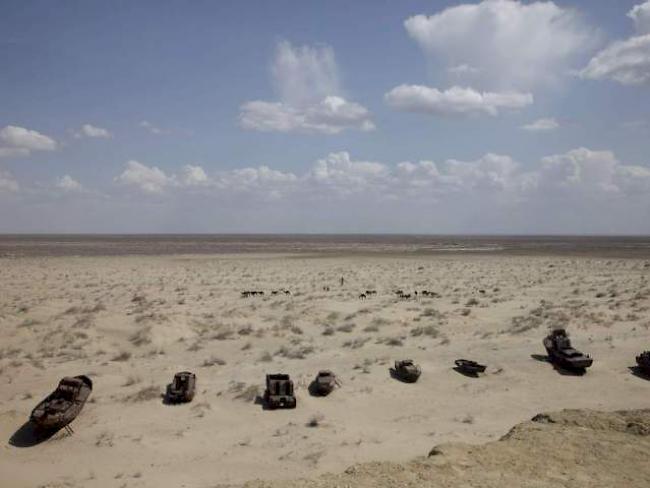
top-left (337, 323), bottom-right (356, 333)
top-left (123, 385), bottom-right (160, 402)
top-left (111, 351), bottom-right (132, 362)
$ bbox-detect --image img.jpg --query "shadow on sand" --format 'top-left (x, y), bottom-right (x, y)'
top-left (254, 394), bottom-right (273, 410)
top-left (307, 380), bottom-right (324, 397)
top-left (161, 384), bottom-right (175, 405)
top-left (453, 366), bottom-right (480, 378)
top-left (9, 421), bottom-right (61, 448)
top-left (389, 367), bottom-right (418, 383)
top-left (530, 354), bottom-right (586, 376)
top-left (629, 366), bottom-right (650, 381)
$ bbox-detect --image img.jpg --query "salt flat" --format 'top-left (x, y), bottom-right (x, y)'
top-left (1, 253), bottom-right (649, 487)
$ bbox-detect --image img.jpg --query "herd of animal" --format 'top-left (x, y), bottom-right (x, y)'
top-left (241, 289), bottom-right (291, 298)
top-left (240, 288), bottom-right (441, 300)
top-left (394, 289), bottom-right (441, 300)
top-left (24, 328), bottom-right (650, 436)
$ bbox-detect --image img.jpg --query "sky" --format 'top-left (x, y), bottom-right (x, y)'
top-left (1, 0), bottom-right (649, 234)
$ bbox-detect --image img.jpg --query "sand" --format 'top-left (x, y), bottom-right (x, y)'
top-left (1, 253), bottom-right (649, 487)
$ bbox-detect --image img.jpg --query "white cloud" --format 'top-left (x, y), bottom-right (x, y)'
top-left (448, 64), bottom-right (480, 76)
top-left (404, 0), bottom-right (597, 89)
top-left (629, 1), bottom-right (650, 35)
top-left (240, 41), bottom-right (374, 134)
top-left (580, 34), bottom-right (650, 86)
top-left (0, 147), bottom-right (30, 158)
top-left (75, 124), bottom-right (111, 139)
top-left (116, 160), bottom-right (173, 194)
top-left (181, 164), bottom-right (209, 186)
top-left (581, 2), bottom-right (650, 86)
top-left (139, 121), bottom-right (168, 135)
top-left (522, 118), bottom-right (559, 132)
top-left (272, 40), bottom-right (340, 107)
top-left (55, 175), bottom-right (84, 192)
top-left (384, 85), bottom-right (532, 117)
top-left (215, 166), bottom-right (297, 199)
top-left (308, 152), bottom-right (388, 194)
top-left (537, 148), bottom-right (620, 194)
top-left (0, 170), bottom-right (19, 193)
top-left (0, 125), bottom-right (57, 157)
top-left (240, 96), bottom-right (374, 134)
top-left (109, 149), bottom-right (650, 216)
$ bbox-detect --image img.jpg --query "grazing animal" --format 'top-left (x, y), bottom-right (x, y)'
top-left (359, 293), bottom-right (367, 299)
top-left (271, 291), bottom-right (278, 295)
top-left (241, 291), bottom-right (251, 298)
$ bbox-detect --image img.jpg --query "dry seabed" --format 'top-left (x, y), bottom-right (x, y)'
top-left (1, 253), bottom-right (649, 487)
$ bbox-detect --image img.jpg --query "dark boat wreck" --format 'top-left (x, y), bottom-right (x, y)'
top-left (165, 371), bottom-right (196, 403)
top-left (543, 329), bottom-right (593, 372)
top-left (636, 351), bottom-right (650, 374)
top-left (393, 360), bottom-right (421, 383)
top-left (454, 359), bottom-right (487, 375)
top-left (30, 375), bottom-right (93, 431)
top-left (312, 370), bottom-right (338, 396)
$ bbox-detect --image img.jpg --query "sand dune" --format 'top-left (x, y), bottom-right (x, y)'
top-left (240, 408), bottom-right (650, 488)
top-left (1, 253), bottom-right (649, 487)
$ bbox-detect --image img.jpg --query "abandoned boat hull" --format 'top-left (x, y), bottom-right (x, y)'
top-left (30, 375), bottom-right (92, 430)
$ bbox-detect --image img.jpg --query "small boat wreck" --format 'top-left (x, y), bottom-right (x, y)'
top-left (30, 375), bottom-right (92, 431)
top-left (454, 359), bottom-right (487, 375)
top-left (543, 329), bottom-right (593, 371)
top-left (636, 351), bottom-right (650, 374)
top-left (312, 370), bottom-right (338, 396)
top-left (393, 360), bottom-right (421, 383)
top-left (165, 371), bottom-right (196, 403)
top-left (264, 373), bottom-right (296, 409)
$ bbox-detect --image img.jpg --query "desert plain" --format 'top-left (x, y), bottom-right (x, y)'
top-left (1, 249), bottom-right (649, 487)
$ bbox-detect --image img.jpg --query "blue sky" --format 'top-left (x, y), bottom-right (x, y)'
top-left (1, 0), bottom-right (649, 233)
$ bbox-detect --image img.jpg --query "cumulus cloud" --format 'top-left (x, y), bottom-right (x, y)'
top-left (0, 125), bottom-right (57, 157)
top-left (629, 0), bottom-right (650, 34)
top-left (181, 164), bottom-right (209, 186)
top-left (580, 34), bottom-right (650, 85)
top-left (581, 2), bottom-right (650, 85)
top-left (404, 0), bottom-right (597, 89)
top-left (21, 148), bottom-right (649, 233)
top-left (522, 118), bottom-right (560, 132)
top-left (308, 152), bottom-right (388, 195)
top-left (272, 40), bottom-right (340, 107)
top-left (0, 170), bottom-right (19, 193)
top-left (74, 124), bottom-right (111, 139)
top-left (112, 148), bottom-right (650, 209)
top-left (384, 85), bottom-right (532, 117)
top-left (448, 64), bottom-right (480, 76)
top-left (55, 175), bottom-right (84, 192)
top-left (239, 41), bottom-right (374, 134)
top-left (139, 121), bottom-right (169, 135)
top-left (116, 160), bottom-right (174, 194)
top-left (214, 166), bottom-right (297, 200)
top-left (240, 96), bottom-right (375, 134)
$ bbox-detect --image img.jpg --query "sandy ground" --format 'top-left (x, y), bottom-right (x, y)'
top-left (241, 408), bottom-right (650, 488)
top-left (0, 253), bottom-right (649, 487)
